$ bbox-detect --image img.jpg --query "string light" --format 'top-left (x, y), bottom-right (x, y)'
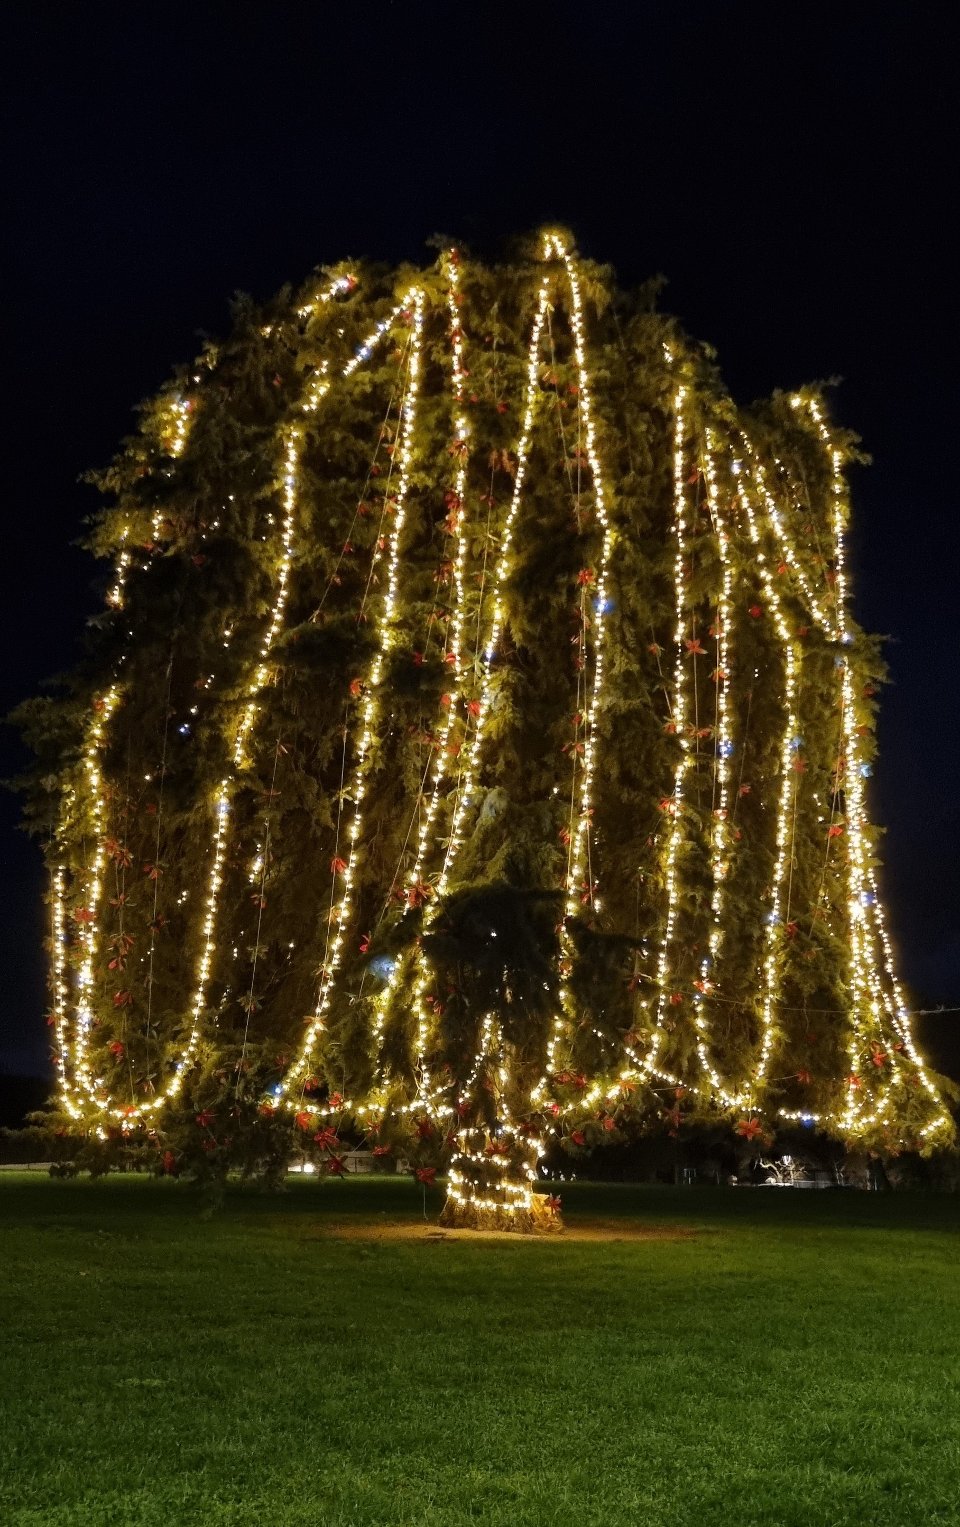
top-left (389, 257), bottom-right (473, 1086)
top-left (58, 277), bottom-right (347, 1121)
top-left (538, 232), bottom-right (615, 1087)
top-left (735, 448), bottom-right (802, 1102)
top-left (694, 431), bottom-right (739, 1106)
top-left (643, 375), bottom-right (692, 1076)
top-left (280, 287), bottom-right (426, 1102)
top-left (436, 284), bottom-right (551, 887)
top-left (791, 394), bottom-right (951, 1140)
top-left (49, 868), bottom-right (78, 1117)
top-left (48, 243), bottom-right (950, 1166)
top-left (70, 685), bottom-right (122, 1104)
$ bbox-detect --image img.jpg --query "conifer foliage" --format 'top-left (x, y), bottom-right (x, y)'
top-left (16, 232), bottom-right (952, 1225)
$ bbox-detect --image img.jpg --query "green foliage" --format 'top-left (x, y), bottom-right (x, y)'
top-left (13, 239), bottom-right (952, 1173)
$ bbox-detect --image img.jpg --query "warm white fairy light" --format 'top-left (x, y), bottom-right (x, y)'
top-left (643, 378), bottom-right (692, 1075)
top-left (280, 288), bottom-right (426, 1102)
top-left (386, 257), bottom-right (473, 1081)
top-left (343, 296), bottom-right (415, 378)
top-left (445, 1015), bottom-right (544, 1220)
top-left (538, 232), bottom-right (615, 1086)
top-left (744, 424), bottom-right (895, 1127)
top-left (741, 433), bottom-right (832, 632)
top-left (297, 272), bottom-right (355, 321)
top-left (755, 402), bottom-right (882, 1130)
top-left (50, 249), bottom-right (949, 1161)
top-left (60, 278), bottom-right (352, 1122)
top-left (166, 395), bottom-right (192, 459)
top-left (437, 284), bottom-right (552, 887)
top-left (105, 534), bottom-right (132, 610)
top-left (406, 260), bottom-right (469, 899)
top-left (371, 273), bottom-right (553, 1129)
top-left (735, 453), bottom-right (802, 1101)
top-left (49, 867), bottom-right (79, 1116)
top-left (791, 394), bottom-right (951, 1139)
top-left (71, 685), bottom-right (122, 1101)
top-left (694, 431), bottom-right (739, 1107)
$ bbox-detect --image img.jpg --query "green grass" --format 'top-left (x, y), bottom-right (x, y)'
top-left (3, 1175), bottom-right (960, 1526)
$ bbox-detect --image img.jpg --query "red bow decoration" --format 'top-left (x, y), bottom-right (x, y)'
top-left (576, 568), bottom-right (596, 587)
top-left (415, 1166), bottom-right (437, 1186)
top-left (330, 856), bottom-right (348, 875)
top-left (109, 1041), bottom-right (125, 1058)
top-left (314, 1126), bottom-right (340, 1150)
top-left (326, 1155), bottom-right (347, 1176)
top-left (684, 638), bottom-right (705, 656)
top-left (294, 1111), bottom-right (313, 1131)
top-left (748, 604), bottom-right (763, 619)
top-left (112, 990), bottom-right (132, 1008)
top-left (570, 1129), bottom-right (586, 1147)
top-left (195, 1110), bottom-right (215, 1128)
top-left (736, 1117), bottom-right (762, 1140)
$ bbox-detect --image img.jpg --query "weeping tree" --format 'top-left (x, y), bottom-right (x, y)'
top-left (14, 230), bottom-right (953, 1229)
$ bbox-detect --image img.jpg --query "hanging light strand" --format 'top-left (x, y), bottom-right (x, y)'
top-left (735, 449), bottom-right (802, 1101)
top-left (67, 276), bottom-right (351, 1120)
top-left (539, 232), bottom-right (615, 1083)
top-left (694, 430), bottom-right (739, 1107)
top-left (794, 395), bottom-right (951, 1139)
top-left (280, 287), bottom-right (426, 1103)
top-left (642, 371), bottom-right (692, 1076)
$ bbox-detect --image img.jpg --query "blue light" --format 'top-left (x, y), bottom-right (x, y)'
top-left (789, 735), bottom-right (804, 751)
top-left (369, 955), bottom-right (397, 983)
top-left (719, 740), bottom-right (735, 758)
top-left (860, 763), bottom-right (873, 778)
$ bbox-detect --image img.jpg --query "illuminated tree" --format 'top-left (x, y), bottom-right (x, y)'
top-left (17, 231), bottom-right (952, 1228)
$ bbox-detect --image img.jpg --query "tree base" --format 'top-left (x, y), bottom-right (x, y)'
top-left (439, 1190), bottom-right (563, 1234)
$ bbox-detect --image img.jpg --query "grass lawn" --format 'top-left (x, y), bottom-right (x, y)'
top-left (2, 1175), bottom-right (959, 1526)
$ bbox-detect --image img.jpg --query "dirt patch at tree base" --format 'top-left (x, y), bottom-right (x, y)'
top-left (318, 1220), bottom-right (698, 1244)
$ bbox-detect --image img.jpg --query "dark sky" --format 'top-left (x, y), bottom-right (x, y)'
top-left (3, 1), bottom-right (959, 1078)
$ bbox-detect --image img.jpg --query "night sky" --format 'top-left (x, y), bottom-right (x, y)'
top-left (4, 1), bottom-right (959, 1080)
